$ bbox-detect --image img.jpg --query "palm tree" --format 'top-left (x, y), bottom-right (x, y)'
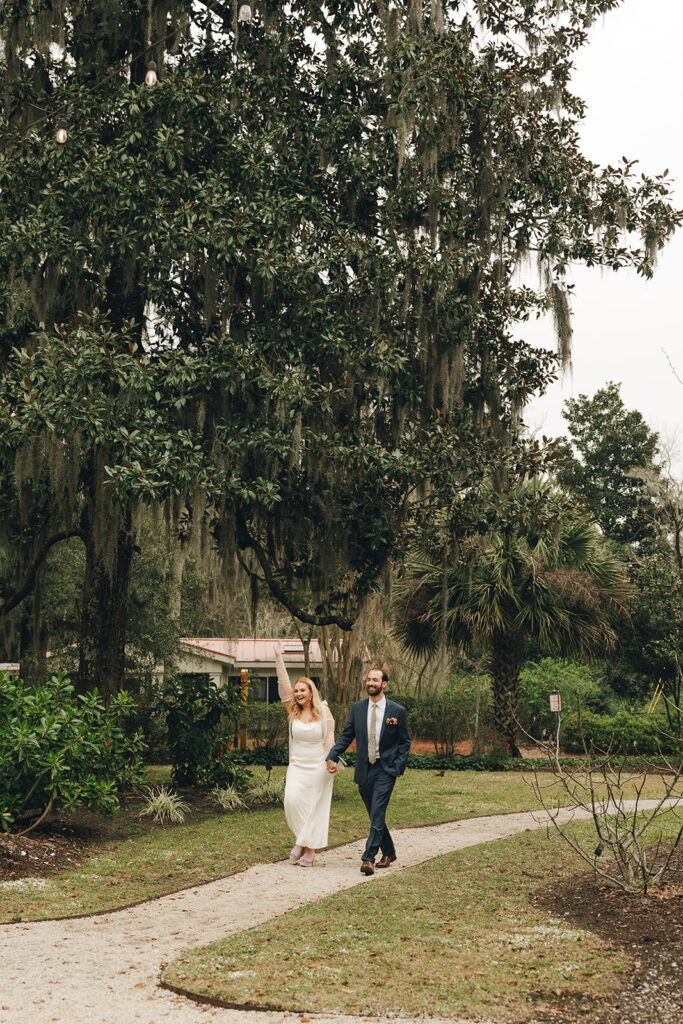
top-left (393, 489), bottom-right (630, 756)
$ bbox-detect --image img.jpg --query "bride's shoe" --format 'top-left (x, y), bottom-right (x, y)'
top-left (289, 845), bottom-right (304, 863)
top-left (299, 851), bottom-right (315, 867)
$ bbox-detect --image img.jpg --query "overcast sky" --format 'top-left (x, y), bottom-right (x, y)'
top-left (525, 0), bottom-right (683, 458)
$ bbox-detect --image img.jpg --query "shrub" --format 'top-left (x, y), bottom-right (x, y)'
top-left (563, 709), bottom-right (680, 755)
top-left (517, 658), bottom-right (602, 739)
top-left (139, 785), bottom-right (190, 824)
top-left (405, 676), bottom-right (492, 753)
top-left (124, 674), bottom-right (169, 760)
top-left (384, 690), bottom-right (418, 714)
top-left (240, 701), bottom-right (288, 749)
top-left (233, 744), bottom-right (672, 772)
top-left (163, 674), bottom-right (242, 786)
top-left (0, 671), bottom-right (145, 833)
top-left (238, 746), bottom-right (289, 767)
top-left (195, 751), bottom-right (253, 790)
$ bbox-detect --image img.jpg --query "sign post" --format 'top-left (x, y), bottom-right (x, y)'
top-left (549, 691), bottom-right (562, 759)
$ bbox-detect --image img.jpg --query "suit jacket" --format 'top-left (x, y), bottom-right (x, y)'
top-left (327, 698), bottom-right (411, 786)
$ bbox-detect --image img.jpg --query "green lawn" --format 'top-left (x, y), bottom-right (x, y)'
top-left (162, 822), bottom-right (627, 1022)
top-left (0, 766), bottom-right (670, 923)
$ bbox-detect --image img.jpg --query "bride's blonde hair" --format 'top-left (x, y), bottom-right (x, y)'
top-left (287, 677), bottom-right (323, 721)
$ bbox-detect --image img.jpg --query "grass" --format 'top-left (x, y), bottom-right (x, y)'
top-left (0, 766), bottom-right (671, 924)
top-left (162, 822), bottom-right (628, 1021)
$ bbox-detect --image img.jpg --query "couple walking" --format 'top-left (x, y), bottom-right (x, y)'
top-left (274, 645), bottom-right (411, 873)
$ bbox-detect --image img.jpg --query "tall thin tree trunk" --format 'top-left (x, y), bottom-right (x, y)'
top-left (319, 624), bottom-right (365, 702)
top-left (490, 628), bottom-right (524, 758)
top-left (292, 619), bottom-right (314, 679)
top-left (0, 607), bottom-right (20, 663)
top-left (169, 543), bottom-right (186, 622)
top-left (18, 563), bottom-right (48, 685)
top-left (77, 494), bottom-right (136, 700)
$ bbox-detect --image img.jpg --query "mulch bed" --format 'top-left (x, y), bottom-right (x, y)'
top-left (0, 829), bottom-right (87, 881)
top-left (0, 821), bottom-right (96, 882)
top-left (0, 788), bottom-right (143, 884)
top-left (531, 859), bottom-right (683, 1024)
top-left (0, 786), bottom-right (219, 885)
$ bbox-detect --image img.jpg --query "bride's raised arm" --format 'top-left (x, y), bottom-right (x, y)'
top-left (274, 644), bottom-right (293, 705)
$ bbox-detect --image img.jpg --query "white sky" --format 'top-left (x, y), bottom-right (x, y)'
top-left (525, 0), bottom-right (683, 456)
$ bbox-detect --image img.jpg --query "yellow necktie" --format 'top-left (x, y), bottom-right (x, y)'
top-left (369, 703), bottom-right (377, 764)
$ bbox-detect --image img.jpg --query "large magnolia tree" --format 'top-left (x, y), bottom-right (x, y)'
top-left (0, 1), bottom-right (680, 695)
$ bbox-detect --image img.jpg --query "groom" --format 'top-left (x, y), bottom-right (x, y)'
top-left (326, 668), bottom-right (411, 875)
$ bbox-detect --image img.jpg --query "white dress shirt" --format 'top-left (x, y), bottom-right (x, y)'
top-left (366, 695), bottom-right (386, 760)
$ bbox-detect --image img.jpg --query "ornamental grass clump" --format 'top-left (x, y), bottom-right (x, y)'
top-left (245, 779), bottom-right (285, 807)
top-left (211, 779), bottom-right (284, 811)
top-left (211, 785), bottom-right (247, 812)
top-left (139, 785), bottom-right (190, 825)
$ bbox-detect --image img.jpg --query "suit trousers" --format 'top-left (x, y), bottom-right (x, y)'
top-left (358, 760), bottom-right (396, 862)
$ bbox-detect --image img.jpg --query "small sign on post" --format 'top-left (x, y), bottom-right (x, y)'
top-left (549, 691), bottom-right (562, 759)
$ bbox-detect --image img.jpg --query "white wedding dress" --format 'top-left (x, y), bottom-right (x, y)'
top-left (275, 650), bottom-right (335, 850)
top-left (285, 717), bottom-right (334, 848)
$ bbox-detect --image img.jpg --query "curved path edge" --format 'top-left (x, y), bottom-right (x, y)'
top-left (0, 800), bottom-right (674, 1024)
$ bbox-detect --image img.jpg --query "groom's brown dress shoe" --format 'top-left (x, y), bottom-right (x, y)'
top-left (360, 861), bottom-right (375, 875)
top-left (376, 854), bottom-right (397, 868)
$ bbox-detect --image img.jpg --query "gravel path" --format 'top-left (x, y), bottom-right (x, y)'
top-left (0, 802), bottom-right (668, 1024)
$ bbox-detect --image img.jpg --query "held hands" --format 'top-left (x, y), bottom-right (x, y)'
top-left (326, 760), bottom-right (338, 774)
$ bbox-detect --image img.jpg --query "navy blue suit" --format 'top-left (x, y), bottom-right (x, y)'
top-left (327, 698), bottom-right (411, 863)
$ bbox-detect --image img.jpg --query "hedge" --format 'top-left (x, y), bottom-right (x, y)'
top-left (562, 710), bottom-right (680, 756)
top-left (231, 745), bottom-right (676, 773)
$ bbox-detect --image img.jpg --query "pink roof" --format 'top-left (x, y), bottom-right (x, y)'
top-left (178, 637), bottom-right (324, 666)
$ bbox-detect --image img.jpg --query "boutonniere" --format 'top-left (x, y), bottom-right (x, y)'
top-left (387, 717), bottom-right (398, 726)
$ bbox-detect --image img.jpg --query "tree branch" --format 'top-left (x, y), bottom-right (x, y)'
top-left (235, 512), bottom-right (362, 629)
top-left (0, 528), bottom-right (83, 617)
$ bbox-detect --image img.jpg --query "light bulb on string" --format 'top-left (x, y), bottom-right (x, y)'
top-left (55, 121), bottom-right (68, 144)
top-left (145, 60), bottom-right (158, 86)
top-left (238, 4), bottom-right (252, 23)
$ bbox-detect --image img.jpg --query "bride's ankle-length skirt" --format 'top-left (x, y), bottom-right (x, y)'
top-left (284, 718), bottom-right (334, 849)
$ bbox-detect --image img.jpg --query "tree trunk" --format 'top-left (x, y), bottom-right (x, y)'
top-left (0, 606), bottom-right (20, 663)
top-left (291, 619), bottom-right (315, 679)
top-left (490, 629), bottom-right (524, 758)
top-left (319, 624), bottom-right (366, 703)
top-left (169, 543), bottom-right (186, 622)
top-left (18, 563), bottom-right (48, 685)
top-left (77, 497), bottom-right (136, 700)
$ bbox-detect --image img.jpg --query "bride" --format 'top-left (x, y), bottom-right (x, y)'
top-left (274, 644), bottom-right (337, 866)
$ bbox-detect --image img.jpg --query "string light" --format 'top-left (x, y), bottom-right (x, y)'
top-left (145, 60), bottom-right (158, 86)
top-left (238, 4), bottom-right (252, 23)
top-left (55, 121), bottom-right (68, 144)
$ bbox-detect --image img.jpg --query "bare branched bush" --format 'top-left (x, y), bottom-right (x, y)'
top-left (528, 708), bottom-right (683, 894)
